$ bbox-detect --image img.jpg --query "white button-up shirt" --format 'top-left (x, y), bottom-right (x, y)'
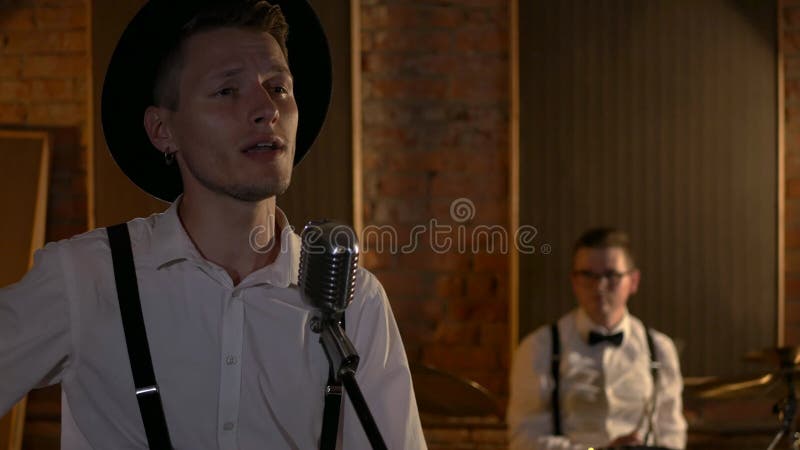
top-left (0, 201), bottom-right (427, 449)
top-left (507, 308), bottom-right (687, 450)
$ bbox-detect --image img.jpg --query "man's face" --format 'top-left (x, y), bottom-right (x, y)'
top-left (159, 27), bottom-right (298, 202)
top-left (571, 246), bottom-right (640, 328)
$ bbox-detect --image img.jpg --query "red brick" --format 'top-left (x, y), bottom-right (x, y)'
top-left (788, 249), bottom-right (800, 272)
top-left (788, 151), bottom-right (800, 179)
top-left (421, 345), bottom-right (498, 370)
top-left (473, 253), bottom-right (508, 273)
top-left (0, 7), bottom-right (35, 30)
top-left (361, 4), bottom-right (464, 30)
top-left (786, 56), bottom-right (800, 80)
top-left (364, 77), bottom-right (449, 101)
top-left (360, 249), bottom-right (396, 271)
top-left (466, 273), bottom-right (499, 301)
top-left (369, 197), bottom-right (430, 224)
top-left (423, 428), bottom-right (471, 445)
top-left (0, 80), bottom-right (31, 101)
top-left (786, 300), bottom-right (800, 324)
top-left (480, 323), bottom-right (507, 348)
top-left (433, 321), bottom-right (481, 345)
top-left (787, 227), bottom-right (800, 248)
top-left (399, 250), bottom-right (473, 272)
top-left (374, 270), bottom-right (430, 298)
top-left (786, 30), bottom-right (800, 55)
top-left (0, 55), bottom-right (23, 78)
top-left (35, 6), bottom-right (87, 30)
top-left (27, 102), bottom-right (84, 125)
top-left (789, 179), bottom-right (800, 198)
top-left (453, 26), bottom-right (506, 53)
top-left (448, 74), bottom-right (508, 103)
top-left (786, 324), bottom-right (800, 345)
top-left (2, 30), bottom-right (84, 54)
top-left (392, 298), bottom-right (444, 325)
top-left (430, 173), bottom-right (505, 199)
top-left (435, 274), bottom-right (466, 299)
top-left (29, 79), bottom-right (80, 101)
top-left (786, 6), bottom-right (800, 29)
top-left (23, 54), bottom-right (86, 78)
top-left (0, 103), bottom-right (27, 122)
top-left (362, 29), bottom-right (452, 53)
top-left (787, 275), bottom-right (800, 298)
top-left (377, 173), bottom-right (429, 197)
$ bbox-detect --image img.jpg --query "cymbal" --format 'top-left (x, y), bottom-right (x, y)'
top-left (744, 346), bottom-right (800, 368)
top-left (410, 364), bottom-right (500, 417)
top-left (685, 372), bottom-right (781, 400)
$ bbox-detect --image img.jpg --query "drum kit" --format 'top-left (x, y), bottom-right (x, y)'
top-left (413, 347), bottom-right (800, 450)
top-left (685, 346), bottom-right (800, 450)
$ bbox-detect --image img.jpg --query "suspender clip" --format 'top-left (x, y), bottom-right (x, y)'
top-left (135, 385), bottom-right (160, 397)
top-left (325, 385), bottom-right (342, 395)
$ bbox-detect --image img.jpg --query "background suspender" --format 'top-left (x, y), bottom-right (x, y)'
top-left (549, 323), bottom-right (660, 440)
top-left (549, 324), bottom-right (562, 436)
top-left (108, 224), bottom-right (174, 450)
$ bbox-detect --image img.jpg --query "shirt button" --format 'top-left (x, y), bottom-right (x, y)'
top-left (223, 422), bottom-right (235, 431)
top-left (226, 355), bottom-right (238, 365)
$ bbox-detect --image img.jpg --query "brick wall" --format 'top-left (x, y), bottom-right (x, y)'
top-left (360, 0), bottom-right (511, 407)
top-left (0, 0), bottom-right (89, 239)
top-left (785, 0), bottom-right (800, 344)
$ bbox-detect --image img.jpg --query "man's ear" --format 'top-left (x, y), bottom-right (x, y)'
top-left (628, 269), bottom-right (641, 295)
top-left (143, 106), bottom-right (175, 153)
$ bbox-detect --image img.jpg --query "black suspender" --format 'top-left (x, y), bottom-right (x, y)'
top-left (109, 223), bottom-right (345, 450)
top-left (549, 322), bottom-right (660, 438)
top-left (644, 328), bottom-right (660, 386)
top-left (549, 324), bottom-right (562, 436)
top-left (107, 223), bottom-right (174, 450)
top-left (319, 316), bottom-right (345, 450)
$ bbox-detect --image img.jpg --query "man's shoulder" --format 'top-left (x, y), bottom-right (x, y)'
top-left (37, 212), bottom-right (164, 265)
top-left (626, 314), bottom-right (679, 357)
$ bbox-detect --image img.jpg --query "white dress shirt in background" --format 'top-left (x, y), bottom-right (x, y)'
top-left (0, 200), bottom-right (427, 450)
top-left (507, 308), bottom-right (687, 450)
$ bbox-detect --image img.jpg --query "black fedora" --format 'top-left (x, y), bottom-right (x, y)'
top-left (101, 0), bottom-right (332, 203)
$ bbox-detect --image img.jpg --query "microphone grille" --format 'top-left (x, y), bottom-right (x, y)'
top-left (298, 220), bottom-right (359, 313)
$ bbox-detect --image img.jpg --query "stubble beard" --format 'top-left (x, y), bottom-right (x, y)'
top-left (184, 159), bottom-right (293, 202)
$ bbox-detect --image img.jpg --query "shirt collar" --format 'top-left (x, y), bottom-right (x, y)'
top-left (144, 196), bottom-right (299, 287)
top-left (575, 307), bottom-right (630, 343)
top-left (146, 196), bottom-right (202, 267)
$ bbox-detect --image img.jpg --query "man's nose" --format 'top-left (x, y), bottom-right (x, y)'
top-left (250, 87), bottom-right (279, 125)
top-left (594, 276), bottom-right (612, 291)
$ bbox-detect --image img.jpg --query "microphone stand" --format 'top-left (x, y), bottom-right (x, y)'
top-left (766, 368), bottom-right (799, 450)
top-left (311, 313), bottom-right (387, 450)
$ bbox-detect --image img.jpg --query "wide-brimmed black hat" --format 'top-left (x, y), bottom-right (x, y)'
top-left (101, 0), bottom-right (332, 202)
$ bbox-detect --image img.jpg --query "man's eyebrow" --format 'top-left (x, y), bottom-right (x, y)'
top-left (207, 64), bottom-right (292, 81)
top-left (208, 67), bottom-right (244, 81)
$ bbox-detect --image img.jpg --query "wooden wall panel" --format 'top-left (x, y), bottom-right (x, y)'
top-left (517, 0), bottom-right (777, 376)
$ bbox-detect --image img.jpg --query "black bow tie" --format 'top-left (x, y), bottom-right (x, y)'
top-left (588, 331), bottom-right (624, 347)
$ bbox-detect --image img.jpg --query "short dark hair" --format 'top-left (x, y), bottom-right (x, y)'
top-left (572, 227), bottom-right (636, 269)
top-left (153, 0), bottom-right (289, 110)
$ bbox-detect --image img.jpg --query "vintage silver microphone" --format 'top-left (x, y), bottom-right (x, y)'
top-left (298, 220), bottom-right (360, 374)
top-left (298, 220), bottom-right (387, 450)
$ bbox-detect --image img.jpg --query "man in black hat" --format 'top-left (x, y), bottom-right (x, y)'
top-left (0, 1), bottom-right (426, 449)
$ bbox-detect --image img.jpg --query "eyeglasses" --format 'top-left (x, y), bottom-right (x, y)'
top-left (572, 269), bottom-right (633, 287)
